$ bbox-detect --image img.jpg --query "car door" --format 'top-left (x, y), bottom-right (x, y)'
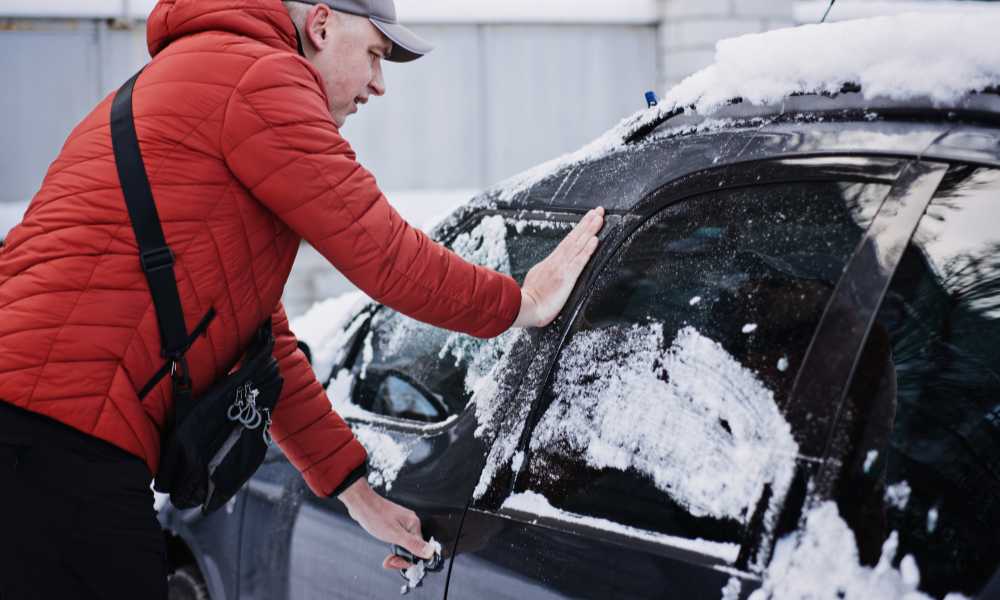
top-left (447, 161), bottom-right (905, 599)
top-left (238, 210), bottom-right (578, 599)
top-left (820, 164), bottom-right (1000, 598)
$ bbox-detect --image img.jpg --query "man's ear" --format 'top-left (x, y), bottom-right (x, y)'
top-left (304, 4), bottom-right (332, 51)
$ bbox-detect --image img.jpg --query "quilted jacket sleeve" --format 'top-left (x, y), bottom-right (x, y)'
top-left (268, 302), bottom-right (367, 497)
top-left (222, 52), bottom-right (522, 339)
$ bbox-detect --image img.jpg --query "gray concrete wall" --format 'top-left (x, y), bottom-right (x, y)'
top-left (658, 0), bottom-right (795, 90)
top-left (0, 19), bottom-right (658, 209)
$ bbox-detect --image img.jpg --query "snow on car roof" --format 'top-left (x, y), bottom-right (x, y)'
top-left (490, 11), bottom-right (1000, 204)
top-left (662, 11), bottom-right (1000, 115)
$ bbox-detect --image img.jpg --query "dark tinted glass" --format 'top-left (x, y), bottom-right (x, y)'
top-left (523, 181), bottom-right (886, 546)
top-left (834, 167), bottom-right (1000, 597)
top-left (349, 215), bottom-right (571, 421)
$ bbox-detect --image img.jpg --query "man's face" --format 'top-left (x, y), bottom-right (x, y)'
top-left (301, 7), bottom-right (392, 127)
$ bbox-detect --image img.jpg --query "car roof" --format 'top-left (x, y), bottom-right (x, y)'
top-left (462, 107), bottom-right (1000, 217)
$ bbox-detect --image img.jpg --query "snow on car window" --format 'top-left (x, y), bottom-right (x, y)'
top-left (371, 214), bottom-right (518, 398)
top-left (290, 290), bottom-right (371, 384)
top-left (531, 323), bottom-right (798, 523)
top-left (326, 214), bottom-right (568, 428)
top-left (502, 491), bottom-right (740, 563)
top-left (749, 501), bottom-right (971, 600)
top-left (352, 425), bottom-right (415, 492)
top-left (470, 327), bottom-right (532, 500)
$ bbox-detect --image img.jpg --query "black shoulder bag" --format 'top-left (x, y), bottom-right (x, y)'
top-left (110, 70), bottom-right (283, 514)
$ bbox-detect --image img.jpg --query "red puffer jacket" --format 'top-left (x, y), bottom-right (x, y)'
top-left (0, 0), bottom-right (521, 497)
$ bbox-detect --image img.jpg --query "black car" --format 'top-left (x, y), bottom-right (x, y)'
top-left (159, 87), bottom-right (1000, 599)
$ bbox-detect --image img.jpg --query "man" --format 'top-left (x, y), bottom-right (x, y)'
top-left (0, 0), bottom-right (604, 597)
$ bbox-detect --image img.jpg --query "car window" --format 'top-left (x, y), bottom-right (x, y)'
top-left (346, 214), bottom-right (573, 423)
top-left (833, 166), bottom-right (1000, 597)
top-left (518, 180), bottom-right (888, 549)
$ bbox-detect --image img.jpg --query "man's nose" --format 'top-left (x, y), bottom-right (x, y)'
top-left (369, 65), bottom-right (386, 97)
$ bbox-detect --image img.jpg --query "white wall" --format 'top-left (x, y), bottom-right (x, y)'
top-left (658, 0), bottom-right (796, 91)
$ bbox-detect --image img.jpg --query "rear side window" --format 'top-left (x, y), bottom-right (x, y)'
top-left (519, 181), bottom-right (887, 549)
top-left (834, 167), bottom-right (1000, 597)
top-left (345, 214), bottom-right (572, 422)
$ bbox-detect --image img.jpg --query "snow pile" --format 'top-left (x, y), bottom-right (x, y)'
top-left (749, 501), bottom-right (970, 600)
top-left (290, 290), bottom-right (371, 384)
top-left (884, 481), bottom-right (912, 511)
top-left (502, 491), bottom-right (739, 562)
top-left (662, 12), bottom-right (1000, 115)
top-left (531, 323), bottom-right (798, 522)
top-left (721, 577), bottom-right (743, 600)
top-left (352, 425), bottom-right (414, 491)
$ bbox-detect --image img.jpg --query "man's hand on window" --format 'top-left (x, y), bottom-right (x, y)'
top-left (514, 206), bottom-right (605, 329)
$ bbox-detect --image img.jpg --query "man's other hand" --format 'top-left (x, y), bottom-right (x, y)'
top-left (337, 477), bottom-right (435, 570)
top-left (513, 206), bottom-right (605, 329)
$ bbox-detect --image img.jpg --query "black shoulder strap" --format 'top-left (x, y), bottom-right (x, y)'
top-left (111, 70), bottom-right (190, 358)
top-left (111, 70), bottom-right (215, 404)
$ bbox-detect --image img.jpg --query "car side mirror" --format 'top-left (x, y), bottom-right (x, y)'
top-left (362, 370), bottom-right (449, 423)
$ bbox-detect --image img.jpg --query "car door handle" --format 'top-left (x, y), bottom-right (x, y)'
top-left (392, 544), bottom-right (443, 573)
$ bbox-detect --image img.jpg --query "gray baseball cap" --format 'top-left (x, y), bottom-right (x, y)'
top-left (290, 0), bottom-right (433, 62)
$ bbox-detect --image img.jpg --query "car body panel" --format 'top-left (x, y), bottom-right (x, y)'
top-left (449, 508), bottom-right (754, 599)
top-left (158, 494), bottom-right (245, 600)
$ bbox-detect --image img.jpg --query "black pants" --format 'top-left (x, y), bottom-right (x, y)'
top-left (0, 402), bottom-right (167, 600)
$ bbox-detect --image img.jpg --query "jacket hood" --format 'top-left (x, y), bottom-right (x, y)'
top-left (147, 0), bottom-right (298, 58)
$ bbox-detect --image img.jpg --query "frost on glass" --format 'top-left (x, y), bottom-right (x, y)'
top-left (290, 290), bottom-right (371, 384)
top-left (471, 328), bottom-right (530, 500)
top-left (353, 425), bottom-right (414, 492)
top-left (368, 215), bottom-right (516, 397)
top-left (531, 322), bottom-right (798, 523)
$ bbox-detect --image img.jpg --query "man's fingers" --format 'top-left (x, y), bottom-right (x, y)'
top-left (569, 237), bottom-right (600, 272)
top-left (383, 554), bottom-right (412, 571)
top-left (397, 532), bottom-right (435, 560)
top-left (571, 209), bottom-right (604, 253)
top-left (551, 208), bottom-right (603, 265)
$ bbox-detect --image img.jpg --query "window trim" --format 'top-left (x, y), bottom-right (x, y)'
top-left (479, 506), bottom-right (757, 574)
